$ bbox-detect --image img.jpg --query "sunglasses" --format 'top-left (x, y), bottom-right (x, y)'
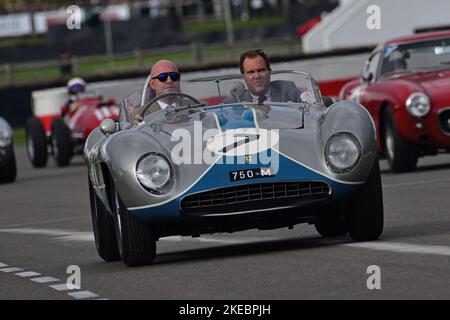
top-left (151, 72), bottom-right (180, 82)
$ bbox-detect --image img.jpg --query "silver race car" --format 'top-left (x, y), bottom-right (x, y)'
top-left (0, 116), bottom-right (17, 183)
top-left (85, 71), bottom-right (383, 266)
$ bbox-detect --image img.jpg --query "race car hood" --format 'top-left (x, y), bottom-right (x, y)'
top-left (389, 69), bottom-right (450, 103)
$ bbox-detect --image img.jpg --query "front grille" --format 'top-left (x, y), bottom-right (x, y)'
top-left (438, 109), bottom-right (450, 135)
top-left (181, 181), bottom-right (330, 215)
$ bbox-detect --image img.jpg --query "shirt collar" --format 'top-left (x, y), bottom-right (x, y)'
top-left (250, 89), bottom-right (271, 103)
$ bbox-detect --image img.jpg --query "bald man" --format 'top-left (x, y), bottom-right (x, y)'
top-left (135, 59), bottom-right (182, 125)
top-left (148, 59), bottom-right (181, 106)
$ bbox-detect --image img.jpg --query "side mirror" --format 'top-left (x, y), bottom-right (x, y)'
top-left (361, 70), bottom-right (373, 82)
top-left (100, 118), bottom-right (117, 136)
top-left (323, 96), bottom-right (334, 108)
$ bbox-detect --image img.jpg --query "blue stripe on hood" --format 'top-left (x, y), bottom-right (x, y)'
top-left (130, 150), bottom-right (361, 221)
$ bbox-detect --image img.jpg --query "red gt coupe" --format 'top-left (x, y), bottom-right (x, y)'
top-left (339, 31), bottom-right (450, 172)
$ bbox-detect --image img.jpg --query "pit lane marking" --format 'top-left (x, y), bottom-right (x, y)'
top-left (0, 267), bottom-right (23, 273)
top-left (68, 291), bottom-right (99, 299)
top-left (30, 276), bottom-right (60, 283)
top-left (15, 271), bottom-right (41, 278)
top-left (0, 262), bottom-right (106, 299)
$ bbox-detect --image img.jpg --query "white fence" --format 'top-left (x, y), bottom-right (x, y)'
top-left (303, 0), bottom-right (450, 53)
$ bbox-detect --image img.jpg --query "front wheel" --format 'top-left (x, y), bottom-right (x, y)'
top-left (314, 203), bottom-right (348, 237)
top-left (112, 185), bottom-right (156, 267)
top-left (88, 178), bottom-right (120, 262)
top-left (383, 108), bottom-right (418, 172)
top-left (346, 157), bottom-right (384, 241)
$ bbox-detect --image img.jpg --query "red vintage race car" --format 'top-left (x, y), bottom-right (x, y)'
top-left (26, 91), bottom-right (119, 167)
top-left (339, 31), bottom-right (450, 172)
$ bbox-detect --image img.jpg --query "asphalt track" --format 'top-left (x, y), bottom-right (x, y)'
top-left (1, 146), bottom-right (450, 300)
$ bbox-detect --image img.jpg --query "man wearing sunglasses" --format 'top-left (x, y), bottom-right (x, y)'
top-left (135, 59), bottom-right (182, 125)
top-left (226, 49), bottom-right (302, 104)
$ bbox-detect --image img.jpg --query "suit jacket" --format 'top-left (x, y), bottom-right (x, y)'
top-left (225, 80), bottom-right (303, 103)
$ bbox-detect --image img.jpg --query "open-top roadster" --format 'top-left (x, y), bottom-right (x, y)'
top-left (85, 71), bottom-right (383, 266)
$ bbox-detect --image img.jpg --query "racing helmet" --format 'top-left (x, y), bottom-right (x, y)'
top-left (67, 77), bottom-right (86, 95)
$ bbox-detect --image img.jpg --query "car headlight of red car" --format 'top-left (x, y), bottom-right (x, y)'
top-left (406, 92), bottom-right (430, 117)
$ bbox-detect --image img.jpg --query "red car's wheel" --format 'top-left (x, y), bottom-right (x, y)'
top-left (51, 118), bottom-right (73, 167)
top-left (383, 108), bottom-right (418, 172)
top-left (25, 117), bottom-right (48, 168)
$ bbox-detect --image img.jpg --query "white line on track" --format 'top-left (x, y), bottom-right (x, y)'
top-left (0, 267), bottom-right (23, 273)
top-left (0, 263), bottom-right (9, 268)
top-left (15, 271), bottom-right (41, 278)
top-left (30, 276), bottom-right (60, 284)
top-left (68, 291), bottom-right (99, 299)
top-left (49, 284), bottom-right (79, 292)
top-left (1, 217), bottom-right (80, 229)
top-left (345, 241), bottom-right (450, 257)
top-left (3, 227), bottom-right (450, 259)
top-left (382, 178), bottom-right (450, 189)
top-left (0, 228), bottom-right (94, 242)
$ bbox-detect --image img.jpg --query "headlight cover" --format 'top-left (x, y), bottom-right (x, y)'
top-left (136, 153), bottom-right (173, 194)
top-left (325, 133), bottom-right (362, 174)
top-left (406, 92), bottom-right (430, 117)
top-left (0, 130), bottom-right (11, 148)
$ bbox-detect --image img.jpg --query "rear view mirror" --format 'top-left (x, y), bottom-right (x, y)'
top-left (323, 96), bottom-right (334, 108)
top-left (100, 118), bottom-right (117, 136)
top-left (361, 71), bottom-right (373, 82)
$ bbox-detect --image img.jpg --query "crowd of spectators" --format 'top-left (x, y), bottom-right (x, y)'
top-left (0, 0), bottom-right (283, 19)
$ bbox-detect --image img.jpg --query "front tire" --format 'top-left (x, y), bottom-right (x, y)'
top-left (88, 178), bottom-right (120, 262)
top-left (112, 185), bottom-right (156, 267)
top-left (25, 117), bottom-right (48, 168)
top-left (51, 118), bottom-right (73, 167)
top-left (346, 158), bottom-right (384, 241)
top-left (383, 108), bottom-right (418, 172)
top-left (314, 204), bottom-right (348, 237)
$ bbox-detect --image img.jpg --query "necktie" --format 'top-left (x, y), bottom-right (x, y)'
top-left (257, 95), bottom-right (267, 104)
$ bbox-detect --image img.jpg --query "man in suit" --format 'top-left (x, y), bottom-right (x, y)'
top-left (226, 49), bottom-right (303, 103)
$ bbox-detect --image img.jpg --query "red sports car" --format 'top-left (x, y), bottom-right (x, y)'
top-left (26, 92), bottom-right (119, 167)
top-left (339, 31), bottom-right (450, 172)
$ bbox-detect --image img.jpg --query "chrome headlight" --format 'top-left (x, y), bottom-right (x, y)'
top-left (406, 92), bottom-right (430, 117)
top-left (325, 133), bottom-right (361, 174)
top-left (0, 130), bottom-right (12, 148)
top-left (136, 153), bottom-right (173, 193)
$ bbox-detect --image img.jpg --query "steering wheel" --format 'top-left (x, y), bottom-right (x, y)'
top-left (139, 92), bottom-right (201, 118)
